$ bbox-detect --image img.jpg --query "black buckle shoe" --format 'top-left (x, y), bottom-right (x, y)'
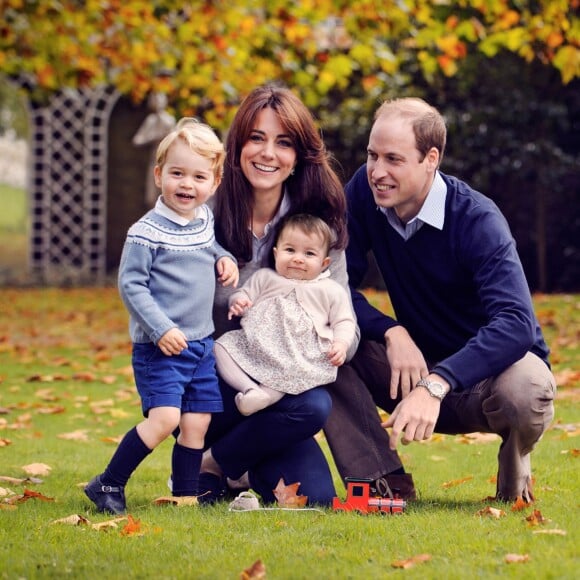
top-left (85, 475), bottom-right (126, 514)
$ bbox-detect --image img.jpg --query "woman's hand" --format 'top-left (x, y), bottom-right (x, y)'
top-left (217, 257), bottom-right (239, 288)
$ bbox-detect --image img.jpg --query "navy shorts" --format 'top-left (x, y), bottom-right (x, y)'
top-left (132, 337), bottom-right (223, 416)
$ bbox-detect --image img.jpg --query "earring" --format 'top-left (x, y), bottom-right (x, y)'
top-left (290, 168), bottom-right (295, 175)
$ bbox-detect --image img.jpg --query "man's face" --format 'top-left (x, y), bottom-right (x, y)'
top-left (366, 115), bottom-right (438, 224)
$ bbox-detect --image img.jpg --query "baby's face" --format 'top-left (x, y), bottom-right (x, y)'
top-left (273, 227), bottom-right (330, 281)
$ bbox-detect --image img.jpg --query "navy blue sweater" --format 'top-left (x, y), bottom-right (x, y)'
top-left (346, 165), bottom-right (550, 391)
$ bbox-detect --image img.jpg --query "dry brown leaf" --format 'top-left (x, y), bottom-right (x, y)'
top-left (532, 529), bottom-right (567, 536)
top-left (22, 462), bottom-right (52, 476)
top-left (6, 489), bottom-right (55, 504)
top-left (0, 487), bottom-right (15, 497)
top-left (511, 497), bottom-right (529, 511)
top-left (34, 388), bottom-right (59, 401)
top-left (120, 514), bottom-right (142, 536)
top-left (72, 372), bottom-right (97, 382)
top-left (560, 448), bottom-right (580, 456)
top-left (476, 506), bottom-right (506, 518)
top-left (0, 438), bottom-right (11, 447)
top-left (442, 475), bottom-right (473, 488)
top-left (458, 432), bottom-right (500, 444)
top-left (504, 553), bottom-right (530, 564)
top-left (525, 509), bottom-right (550, 526)
top-left (36, 406), bottom-right (66, 415)
top-left (91, 516), bottom-right (127, 531)
top-left (51, 514), bottom-right (90, 526)
top-left (153, 496), bottom-right (199, 507)
top-left (391, 553), bottom-right (432, 569)
top-left (0, 475), bottom-right (43, 485)
top-left (57, 430), bottom-right (89, 441)
top-left (240, 559), bottom-right (266, 580)
top-left (272, 478), bottom-right (308, 508)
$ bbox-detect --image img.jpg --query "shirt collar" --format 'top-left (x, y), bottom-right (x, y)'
top-left (154, 196), bottom-right (204, 226)
top-left (380, 171), bottom-right (446, 239)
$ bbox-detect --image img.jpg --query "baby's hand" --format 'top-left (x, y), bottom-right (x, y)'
top-left (217, 257), bottom-right (239, 288)
top-left (228, 297), bottom-right (253, 320)
top-left (157, 327), bottom-right (188, 356)
top-left (327, 340), bottom-right (348, 367)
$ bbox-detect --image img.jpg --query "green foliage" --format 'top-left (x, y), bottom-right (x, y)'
top-left (0, 0), bottom-right (577, 128)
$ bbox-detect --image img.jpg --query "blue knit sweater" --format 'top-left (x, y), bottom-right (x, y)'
top-left (118, 204), bottom-right (234, 344)
top-left (346, 165), bottom-right (550, 391)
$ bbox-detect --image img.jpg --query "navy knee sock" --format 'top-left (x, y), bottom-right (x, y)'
top-left (102, 426), bottom-right (152, 487)
top-left (172, 442), bottom-right (202, 496)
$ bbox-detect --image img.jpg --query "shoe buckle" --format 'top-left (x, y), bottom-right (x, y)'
top-left (101, 485), bottom-right (119, 493)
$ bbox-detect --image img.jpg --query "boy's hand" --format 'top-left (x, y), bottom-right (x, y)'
top-left (217, 257), bottom-right (239, 287)
top-left (158, 327), bottom-right (188, 356)
top-left (228, 297), bottom-right (253, 320)
top-left (327, 340), bottom-right (348, 366)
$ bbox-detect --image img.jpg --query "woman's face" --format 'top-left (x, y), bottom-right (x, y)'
top-left (240, 107), bottom-right (297, 197)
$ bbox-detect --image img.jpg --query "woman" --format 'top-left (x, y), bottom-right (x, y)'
top-left (200, 83), bottom-right (359, 506)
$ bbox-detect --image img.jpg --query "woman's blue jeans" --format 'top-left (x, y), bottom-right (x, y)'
top-left (205, 378), bottom-right (336, 506)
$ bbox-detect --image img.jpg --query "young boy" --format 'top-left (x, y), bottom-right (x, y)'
top-left (85, 118), bottom-right (238, 514)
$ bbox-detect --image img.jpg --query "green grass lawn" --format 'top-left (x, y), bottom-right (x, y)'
top-left (0, 289), bottom-right (578, 579)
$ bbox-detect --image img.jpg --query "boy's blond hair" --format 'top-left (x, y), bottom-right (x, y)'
top-left (155, 117), bottom-right (225, 180)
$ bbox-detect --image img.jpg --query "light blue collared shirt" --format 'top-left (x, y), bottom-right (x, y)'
top-left (252, 192), bottom-right (291, 263)
top-left (380, 171), bottom-right (447, 240)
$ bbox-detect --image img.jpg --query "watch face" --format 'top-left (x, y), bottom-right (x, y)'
top-left (430, 382), bottom-right (445, 396)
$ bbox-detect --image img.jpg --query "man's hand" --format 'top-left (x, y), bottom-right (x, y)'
top-left (382, 387), bottom-right (440, 449)
top-left (384, 326), bottom-right (428, 399)
top-left (217, 257), bottom-right (239, 288)
top-left (382, 373), bottom-right (450, 449)
top-left (157, 327), bottom-right (188, 356)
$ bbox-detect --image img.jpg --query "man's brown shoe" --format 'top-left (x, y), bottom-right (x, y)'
top-left (372, 473), bottom-right (417, 501)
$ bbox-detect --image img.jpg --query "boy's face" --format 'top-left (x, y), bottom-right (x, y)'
top-left (273, 226), bottom-right (331, 281)
top-left (154, 140), bottom-right (219, 221)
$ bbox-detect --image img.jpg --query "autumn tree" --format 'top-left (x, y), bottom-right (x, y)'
top-left (0, 0), bottom-right (577, 129)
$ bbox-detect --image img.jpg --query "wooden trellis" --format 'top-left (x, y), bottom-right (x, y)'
top-left (28, 86), bottom-right (121, 283)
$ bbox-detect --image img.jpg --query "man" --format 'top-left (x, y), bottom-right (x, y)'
top-left (324, 97), bottom-right (555, 502)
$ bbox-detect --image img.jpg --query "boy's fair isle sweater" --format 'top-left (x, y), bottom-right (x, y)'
top-left (118, 204), bottom-right (234, 345)
top-left (346, 165), bottom-right (550, 392)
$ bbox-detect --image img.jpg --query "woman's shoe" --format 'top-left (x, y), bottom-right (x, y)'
top-left (196, 472), bottom-right (227, 505)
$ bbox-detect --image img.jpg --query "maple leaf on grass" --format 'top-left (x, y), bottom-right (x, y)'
top-left (240, 559), bottom-right (266, 580)
top-left (121, 514), bottom-right (143, 536)
top-left (505, 553), bottom-right (530, 564)
top-left (391, 553), bottom-right (432, 569)
top-left (525, 509), bottom-right (550, 526)
top-left (6, 489), bottom-right (55, 504)
top-left (152, 496), bottom-right (198, 507)
top-left (22, 462), bottom-right (52, 476)
top-left (272, 478), bottom-right (308, 508)
top-left (476, 506), bottom-right (506, 519)
top-left (51, 514), bottom-right (90, 526)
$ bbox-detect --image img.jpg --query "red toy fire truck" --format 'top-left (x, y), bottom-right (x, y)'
top-left (332, 477), bottom-right (406, 514)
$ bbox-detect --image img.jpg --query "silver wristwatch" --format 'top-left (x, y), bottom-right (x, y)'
top-left (416, 378), bottom-right (447, 400)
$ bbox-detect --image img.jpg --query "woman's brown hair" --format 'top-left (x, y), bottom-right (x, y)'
top-left (213, 83), bottom-right (347, 263)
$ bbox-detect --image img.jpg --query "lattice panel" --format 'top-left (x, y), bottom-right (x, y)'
top-left (29, 87), bottom-right (120, 282)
